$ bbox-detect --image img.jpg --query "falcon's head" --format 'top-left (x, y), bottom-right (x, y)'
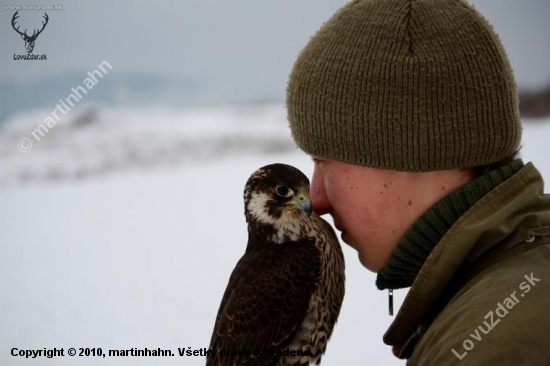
top-left (244, 164), bottom-right (313, 244)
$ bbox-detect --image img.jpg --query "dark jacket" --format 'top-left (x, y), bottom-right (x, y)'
top-left (384, 162), bottom-right (550, 365)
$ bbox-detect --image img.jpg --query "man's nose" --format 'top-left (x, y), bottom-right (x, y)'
top-left (310, 165), bottom-right (332, 215)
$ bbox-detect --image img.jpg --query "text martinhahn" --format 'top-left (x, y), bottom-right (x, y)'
top-left (109, 348), bottom-right (173, 357)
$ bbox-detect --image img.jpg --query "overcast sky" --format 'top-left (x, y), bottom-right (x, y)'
top-left (1, 0), bottom-right (549, 106)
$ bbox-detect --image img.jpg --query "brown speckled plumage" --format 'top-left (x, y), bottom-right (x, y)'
top-left (207, 164), bottom-right (345, 366)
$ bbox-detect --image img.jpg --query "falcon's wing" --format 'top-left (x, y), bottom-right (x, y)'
top-left (207, 239), bottom-right (321, 366)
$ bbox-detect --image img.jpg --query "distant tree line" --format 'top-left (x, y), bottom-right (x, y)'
top-left (520, 84), bottom-right (550, 119)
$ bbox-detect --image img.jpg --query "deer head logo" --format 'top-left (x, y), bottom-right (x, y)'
top-left (11, 11), bottom-right (49, 54)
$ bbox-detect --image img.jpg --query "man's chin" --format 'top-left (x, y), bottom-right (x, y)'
top-left (340, 231), bottom-right (347, 243)
top-left (339, 233), bottom-right (379, 271)
top-left (358, 254), bottom-right (376, 272)
top-left (340, 231), bottom-right (354, 247)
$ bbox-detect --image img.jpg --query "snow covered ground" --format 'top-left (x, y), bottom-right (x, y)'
top-left (1, 104), bottom-right (549, 365)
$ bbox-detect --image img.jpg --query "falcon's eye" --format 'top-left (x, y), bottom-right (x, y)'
top-left (275, 185), bottom-right (293, 198)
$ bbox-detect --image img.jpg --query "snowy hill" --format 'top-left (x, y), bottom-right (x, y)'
top-left (0, 104), bottom-right (297, 186)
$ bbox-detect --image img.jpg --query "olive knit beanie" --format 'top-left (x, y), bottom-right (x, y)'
top-left (286, 0), bottom-right (522, 172)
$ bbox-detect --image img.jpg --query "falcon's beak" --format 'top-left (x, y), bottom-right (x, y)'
top-left (294, 190), bottom-right (313, 216)
top-left (297, 199), bottom-right (313, 216)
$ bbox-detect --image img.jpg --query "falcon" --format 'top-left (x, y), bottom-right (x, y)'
top-left (207, 163), bottom-right (345, 366)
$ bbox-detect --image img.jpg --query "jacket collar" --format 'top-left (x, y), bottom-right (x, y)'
top-left (377, 159), bottom-right (524, 291)
top-left (382, 162), bottom-right (550, 354)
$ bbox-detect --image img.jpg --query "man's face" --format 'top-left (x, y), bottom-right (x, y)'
top-left (310, 157), bottom-right (449, 272)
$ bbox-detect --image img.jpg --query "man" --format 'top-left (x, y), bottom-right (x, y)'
top-left (286, 0), bottom-right (550, 364)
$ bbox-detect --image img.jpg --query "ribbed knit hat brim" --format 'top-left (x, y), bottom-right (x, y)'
top-left (286, 0), bottom-right (522, 172)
